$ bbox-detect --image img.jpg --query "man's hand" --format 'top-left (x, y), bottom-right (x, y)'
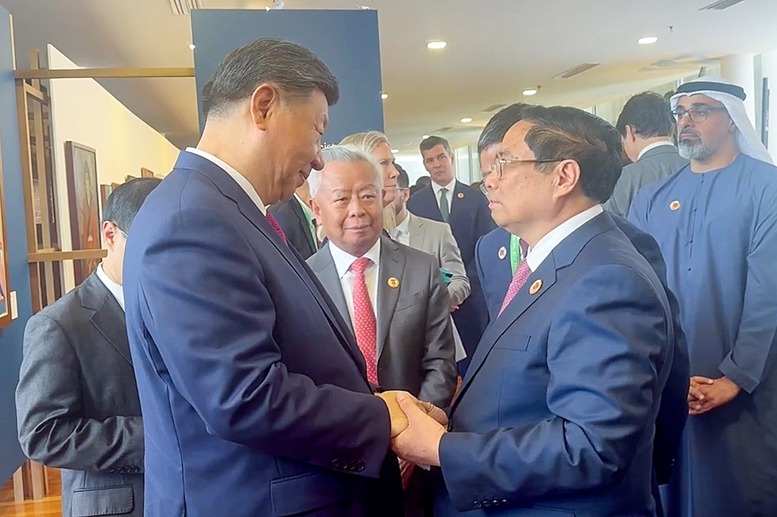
top-left (390, 393), bottom-right (446, 467)
top-left (376, 391), bottom-right (410, 437)
top-left (689, 376), bottom-right (741, 416)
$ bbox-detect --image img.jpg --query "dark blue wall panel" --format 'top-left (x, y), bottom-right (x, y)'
top-left (0, 4), bottom-right (34, 482)
top-left (191, 9), bottom-right (383, 144)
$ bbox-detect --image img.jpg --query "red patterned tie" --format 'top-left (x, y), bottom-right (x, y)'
top-left (350, 257), bottom-right (378, 384)
top-left (265, 212), bottom-right (287, 244)
top-left (499, 239), bottom-right (530, 316)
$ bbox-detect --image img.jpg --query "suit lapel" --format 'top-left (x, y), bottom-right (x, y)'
top-left (290, 197), bottom-right (316, 255)
top-left (313, 245), bottom-right (354, 336)
top-left (80, 275), bottom-right (132, 366)
top-left (376, 236), bottom-right (404, 359)
top-left (414, 186), bottom-right (442, 221)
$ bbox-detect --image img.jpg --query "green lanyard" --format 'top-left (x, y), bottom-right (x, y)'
top-left (297, 197), bottom-right (317, 249)
top-left (509, 234), bottom-right (522, 275)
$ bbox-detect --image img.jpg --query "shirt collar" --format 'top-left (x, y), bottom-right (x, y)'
top-left (394, 212), bottom-right (411, 237)
top-left (186, 147), bottom-right (266, 215)
top-left (637, 140), bottom-right (674, 161)
top-left (431, 178), bottom-right (457, 196)
top-left (294, 193), bottom-right (315, 220)
top-left (526, 205), bottom-right (604, 271)
top-left (95, 263), bottom-right (125, 311)
top-left (329, 238), bottom-right (382, 279)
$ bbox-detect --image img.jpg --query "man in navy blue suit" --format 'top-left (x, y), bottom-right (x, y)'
top-left (123, 39), bottom-right (404, 516)
top-left (406, 136), bottom-right (495, 372)
top-left (391, 106), bottom-right (676, 516)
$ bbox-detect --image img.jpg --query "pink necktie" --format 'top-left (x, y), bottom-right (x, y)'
top-left (499, 239), bottom-right (530, 316)
top-left (265, 212), bottom-right (287, 244)
top-left (350, 257), bottom-right (379, 384)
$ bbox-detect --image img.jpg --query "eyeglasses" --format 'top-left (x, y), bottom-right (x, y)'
top-left (488, 157), bottom-right (567, 180)
top-left (671, 106), bottom-right (728, 123)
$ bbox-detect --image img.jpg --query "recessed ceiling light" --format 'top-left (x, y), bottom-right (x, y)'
top-left (460, 117), bottom-right (473, 123)
top-left (391, 148), bottom-right (399, 153)
top-left (639, 36), bottom-right (658, 45)
top-left (522, 88), bottom-right (538, 96)
top-left (427, 41), bottom-right (447, 50)
top-left (188, 44), bottom-right (196, 50)
top-left (422, 134), bottom-right (430, 139)
top-left (381, 92), bottom-right (389, 100)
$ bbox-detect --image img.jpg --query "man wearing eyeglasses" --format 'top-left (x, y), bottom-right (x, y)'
top-left (629, 77), bottom-right (777, 516)
top-left (391, 105), bottom-right (675, 516)
top-left (16, 178), bottom-right (161, 517)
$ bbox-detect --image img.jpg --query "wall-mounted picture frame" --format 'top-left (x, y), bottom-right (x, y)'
top-left (0, 124), bottom-right (11, 328)
top-left (99, 184), bottom-right (113, 213)
top-left (140, 167), bottom-right (156, 178)
top-left (65, 141), bottom-right (101, 285)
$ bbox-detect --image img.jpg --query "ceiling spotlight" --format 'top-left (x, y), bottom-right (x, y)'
top-left (381, 92), bottom-right (389, 100)
top-left (188, 43), bottom-right (196, 50)
top-left (391, 148), bottom-right (399, 153)
top-left (639, 36), bottom-right (658, 45)
top-left (460, 117), bottom-right (473, 123)
top-left (422, 134), bottom-right (430, 139)
top-left (522, 88), bottom-right (538, 96)
top-left (427, 41), bottom-right (447, 50)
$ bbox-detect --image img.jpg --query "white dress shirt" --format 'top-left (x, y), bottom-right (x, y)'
top-left (95, 263), bottom-right (124, 311)
top-left (186, 147), bottom-right (266, 215)
top-left (328, 239), bottom-right (382, 328)
top-left (637, 140), bottom-right (675, 161)
top-left (526, 205), bottom-right (604, 272)
top-left (431, 178), bottom-right (457, 214)
top-left (391, 213), bottom-right (411, 246)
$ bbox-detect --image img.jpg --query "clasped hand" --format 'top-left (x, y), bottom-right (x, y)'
top-left (376, 391), bottom-right (448, 467)
top-left (688, 375), bottom-right (740, 416)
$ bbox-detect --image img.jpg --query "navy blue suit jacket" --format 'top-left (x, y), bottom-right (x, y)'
top-left (407, 182), bottom-right (496, 366)
top-left (123, 151), bottom-right (402, 517)
top-left (475, 227), bottom-right (513, 320)
top-left (436, 212), bottom-right (675, 516)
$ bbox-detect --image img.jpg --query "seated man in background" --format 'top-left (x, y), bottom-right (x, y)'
top-left (16, 178), bottom-right (161, 517)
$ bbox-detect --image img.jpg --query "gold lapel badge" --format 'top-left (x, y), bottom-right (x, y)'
top-left (498, 246), bottom-right (507, 260)
top-left (387, 277), bottom-right (400, 288)
top-left (457, 192), bottom-right (464, 199)
top-left (529, 279), bottom-right (543, 295)
top-left (670, 200), bottom-right (681, 211)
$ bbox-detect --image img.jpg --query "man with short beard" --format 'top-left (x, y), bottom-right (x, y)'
top-left (630, 77), bottom-right (777, 517)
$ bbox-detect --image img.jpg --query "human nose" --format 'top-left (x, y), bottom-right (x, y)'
top-left (311, 148), bottom-right (324, 171)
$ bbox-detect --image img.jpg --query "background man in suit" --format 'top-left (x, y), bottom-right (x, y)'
top-left (603, 91), bottom-right (688, 217)
top-left (269, 180), bottom-right (318, 259)
top-left (391, 106), bottom-right (675, 516)
top-left (123, 39), bottom-right (404, 517)
top-left (407, 136), bottom-right (495, 373)
top-left (16, 178), bottom-right (161, 517)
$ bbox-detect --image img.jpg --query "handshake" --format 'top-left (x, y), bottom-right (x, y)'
top-left (376, 391), bottom-right (448, 469)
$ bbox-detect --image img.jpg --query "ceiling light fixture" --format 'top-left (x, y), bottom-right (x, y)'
top-left (381, 92), bottom-right (389, 100)
top-left (639, 36), bottom-right (658, 45)
top-left (391, 148), bottom-right (399, 153)
top-left (168, 0), bottom-right (201, 15)
top-left (460, 117), bottom-right (473, 123)
top-left (522, 88), bottom-right (538, 96)
top-left (427, 41), bottom-right (447, 50)
top-left (188, 43), bottom-right (196, 50)
top-left (422, 134), bottom-right (430, 139)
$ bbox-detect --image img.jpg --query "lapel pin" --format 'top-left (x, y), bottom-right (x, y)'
top-left (457, 192), bottom-right (464, 199)
top-left (529, 279), bottom-right (543, 295)
top-left (387, 277), bottom-right (400, 288)
top-left (670, 200), bottom-right (681, 211)
top-left (498, 246), bottom-right (507, 260)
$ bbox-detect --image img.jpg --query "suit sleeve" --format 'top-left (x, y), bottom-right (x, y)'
top-left (602, 172), bottom-right (628, 218)
top-left (719, 187), bottom-right (777, 393)
top-left (137, 208), bottom-right (390, 478)
top-left (417, 261), bottom-right (458, 408)
top-left (439, 224), bottom-right (470, 306)
top-left (438, 265), bottom-right (669, 510)
top-left (16, 314), bottom-right (144, 473)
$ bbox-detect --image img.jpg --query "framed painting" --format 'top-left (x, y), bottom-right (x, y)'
top-left (0, 127), bottom-right (11, 328)
top-left (140, 167), bottom-right (155, 178)
top-left (99, 184), bottom-right (113, 213)
top-left (65, 141), bottom-right (101, 285)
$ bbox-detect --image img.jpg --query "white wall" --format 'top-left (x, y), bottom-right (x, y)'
top-left (47, 45), bottom-right (180, 289)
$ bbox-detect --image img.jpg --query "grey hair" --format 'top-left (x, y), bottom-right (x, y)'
top-left (338, 131), bottom-right (390, 154)
top-left (308, 145), bottom-right (383, 197)
top-left (202, 38), bottom-right (339, 118)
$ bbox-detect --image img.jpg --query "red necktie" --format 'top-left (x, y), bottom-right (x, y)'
top-left (265, 212), bottom-right (287, 244)
top-left (350, 257), bottom-right (378, 384)
top-left (499, 239), bottom-right (530, 316)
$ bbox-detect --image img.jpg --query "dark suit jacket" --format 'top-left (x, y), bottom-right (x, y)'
top-left (16, 273), bottom-right (144, 517)
top-left (123, 151), bottom-right (402, 517)
top-left (435, 212), bottom-right (675, 516)
top-left (269, 196), bottom-right (317, 260)
top-left (603, 145), bottom-right (688, 218)
top-left (407, 182), bottom-right (496, 368)
top-left (475, 216), bottom-right (689, 490)
top-left (308, 235), bottom-right (458, 408)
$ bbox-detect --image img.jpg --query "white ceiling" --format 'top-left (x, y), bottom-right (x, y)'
top-left (4, 0), bottom-right (777, 152)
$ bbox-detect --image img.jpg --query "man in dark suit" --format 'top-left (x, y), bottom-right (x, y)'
top-left (603, 91), bottom-right (688, 217)
top-left (407, 136), bottom-right (495, 372)
top-left (122, 39), bottom-right (403, 517)
top-left (16, 178), bottom-right (161, 517)
top-left (391, 106), bottom-right (676, 516)
top-left (269, 181), bottom-right (318, 259)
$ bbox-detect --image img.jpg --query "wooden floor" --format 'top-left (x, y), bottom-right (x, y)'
top-left (0, 470), bottom-right (61, 517)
